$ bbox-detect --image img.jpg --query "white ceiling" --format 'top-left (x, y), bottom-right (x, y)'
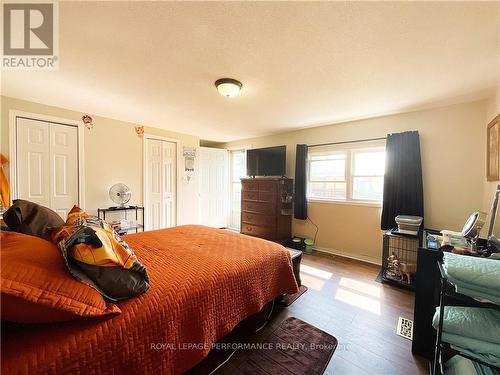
top-left (2, 1), bottom-right (499, 142)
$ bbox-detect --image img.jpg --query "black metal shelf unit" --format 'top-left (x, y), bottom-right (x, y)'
top-left (97, 206), bottom-right (144, 235)
top-left (432, 260), bottom-right (500, 375)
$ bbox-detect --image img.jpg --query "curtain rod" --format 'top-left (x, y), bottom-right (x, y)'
top-left (307, 136), bottom-right (387, 148)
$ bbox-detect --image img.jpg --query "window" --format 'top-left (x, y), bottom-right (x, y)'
top-left (308, 153), bottom-right (347, 200)
top-left (351, 150), bottom-right (385, 201)
top-left (307, 145), bottom-right (385, 203)
top-left (229, 149), bottom-right (246, 229)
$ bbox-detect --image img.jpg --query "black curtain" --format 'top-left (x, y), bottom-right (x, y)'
top-left (381, 131), bottom-right (424, 230)
top-left (294, 144), bottom-right (308, 220)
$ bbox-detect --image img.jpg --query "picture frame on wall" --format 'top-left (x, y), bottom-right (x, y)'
top-left (487, 114), bottom-right (500, 181)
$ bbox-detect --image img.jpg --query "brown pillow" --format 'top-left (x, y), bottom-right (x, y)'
top-left (0, 231), bottom-right (121, 323)
top-left (3, 199), bottom-right (65, 241)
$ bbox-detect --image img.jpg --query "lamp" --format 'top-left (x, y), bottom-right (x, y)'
top-left (215, 78), bottom-right (242, 97)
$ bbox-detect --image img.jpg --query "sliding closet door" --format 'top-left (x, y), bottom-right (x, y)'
top-left (49, 123), bottom-right (78, 219)
top-left (15, 118), bottom-right (79, 220)
top-left (145, 138), bottom-right (176, 230)
top-left (16, 118), bottom-right (51, 207)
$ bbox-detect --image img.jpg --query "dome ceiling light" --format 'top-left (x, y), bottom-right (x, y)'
top-left (215, 78), bottom-right (242, 98)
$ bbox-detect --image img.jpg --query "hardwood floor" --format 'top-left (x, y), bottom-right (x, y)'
top-left (191, 251), bottom-right (429, 374)
top-left (292, 252), bottom-right (428, 374)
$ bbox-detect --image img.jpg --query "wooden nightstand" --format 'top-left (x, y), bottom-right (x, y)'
top-left (286, 248), bottom-right (302, 287)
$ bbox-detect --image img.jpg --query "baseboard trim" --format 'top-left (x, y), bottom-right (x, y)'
top-left (312, 246), bottom-right (382, 266)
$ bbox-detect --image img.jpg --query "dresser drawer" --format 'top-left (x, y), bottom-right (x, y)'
top-left (258, 191), bottom-right (276, 202)
top-left (242, 201), bottom-right (276, 215)
top-left (241, 212), bottom-right (276, 226)
top-left (241, 224), bottom-right (275, 239)
top-left (258, 180), bottom-right (277, 193)
top-left (242, 181), bottom-right (259, 191)
top-left (242, 190), bottom-right (276, 202)
top-left (242, 190), bottom-right (259, 201)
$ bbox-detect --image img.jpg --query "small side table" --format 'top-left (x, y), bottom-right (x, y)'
top-left (286, 248), bottom-right (302, 287)
top-left (97, 206), bottom-right (144, 235)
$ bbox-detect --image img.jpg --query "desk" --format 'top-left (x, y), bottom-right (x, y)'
top-left (412, 245), bottom-right (441, 359)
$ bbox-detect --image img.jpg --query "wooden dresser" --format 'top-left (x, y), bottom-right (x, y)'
top-left (240, 177), bottom-right (293, 242)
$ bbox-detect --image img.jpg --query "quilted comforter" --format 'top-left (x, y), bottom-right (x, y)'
top-left (443, 252), bottom-right (500, 303)
top-left (2, 225), bottom-right (298, 374)
top-left (432, 306), bottom-right (500, 367)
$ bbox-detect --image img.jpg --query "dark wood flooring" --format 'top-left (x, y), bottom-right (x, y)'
top-left (191, 251), bottom-right (429, 375)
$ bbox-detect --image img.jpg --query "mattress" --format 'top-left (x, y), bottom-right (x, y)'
top-left (1, 225), bottom-right (298, 374)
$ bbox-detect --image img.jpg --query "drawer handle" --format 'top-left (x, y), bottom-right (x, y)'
top-left (246, 226), bottom-right (252, 231)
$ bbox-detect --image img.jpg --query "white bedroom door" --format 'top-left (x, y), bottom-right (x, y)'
top-left (144, 138), bottom-right (176, 230)
top-left (162, 140), bottom-right (176, 228)
top-left (199, 147), bottom-right (229, 228)
top-left (15, 117), bottom-right (79, 220)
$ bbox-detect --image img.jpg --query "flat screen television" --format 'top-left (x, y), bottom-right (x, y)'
top-left (247, 146), bottom-right (286, 177)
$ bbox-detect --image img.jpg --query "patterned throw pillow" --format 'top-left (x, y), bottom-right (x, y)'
top-left (50, 206), bottom-right (150, 301)
top-left (65, 205), bottom-right (94, 226)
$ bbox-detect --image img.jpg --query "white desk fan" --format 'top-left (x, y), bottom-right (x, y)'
top-left (109, 183), bottom-right (131, 208)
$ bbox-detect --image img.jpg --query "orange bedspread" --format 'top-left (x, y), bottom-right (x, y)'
top-left (2, 225), bottom-right (298, 374)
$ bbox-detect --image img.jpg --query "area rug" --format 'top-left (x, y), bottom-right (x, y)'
top-left (220, 317), bottom-right (338, 375)
top-left (280, 285), bottom-right (308, 306)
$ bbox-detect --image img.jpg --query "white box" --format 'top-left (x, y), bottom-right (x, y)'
top-left (395, 215), bottom-right (423, 236)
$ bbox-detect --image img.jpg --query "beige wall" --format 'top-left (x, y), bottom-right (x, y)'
top-left (0, 96), bottom-right (200, 225)
top-left (224, 100), bottom-right (488, 264)
top-left (1, 95), bottom-right (494, 263)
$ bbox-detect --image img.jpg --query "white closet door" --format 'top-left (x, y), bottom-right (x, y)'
top-left (16, 118), bottom-right (51, 207)
top-left (16, 118), bottom-right (79, 220)
top-left (146, 139), bottom-right (163, 230)
top-left (162, 141), bottom-right (176, 228)
top-left (145, 138), bottom-right (176, 230)
top-left (199, 147), bottom-right (229, 228)
top-left (49, 123), bottom-right (78, 220)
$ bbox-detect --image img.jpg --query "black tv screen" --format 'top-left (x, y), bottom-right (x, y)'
top-left (247, 146), bottom-right (286, 177)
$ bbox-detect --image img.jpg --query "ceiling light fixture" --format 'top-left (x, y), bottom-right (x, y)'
top-left (215, 78), bottom-right (242, 97)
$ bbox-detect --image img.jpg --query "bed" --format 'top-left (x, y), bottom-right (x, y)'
top-left (1, 225), bottom-right (298, 374)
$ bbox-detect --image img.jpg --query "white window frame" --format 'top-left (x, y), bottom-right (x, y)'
top-left (307, 150), bottom-right (349, 201)
top-left (350, 147), bottom-right (385, 202)
top-left (307, 142), bottom-right (385, 207)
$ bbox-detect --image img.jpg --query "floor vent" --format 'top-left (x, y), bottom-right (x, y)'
top-left (396, 317), bottom-right (413, 340)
